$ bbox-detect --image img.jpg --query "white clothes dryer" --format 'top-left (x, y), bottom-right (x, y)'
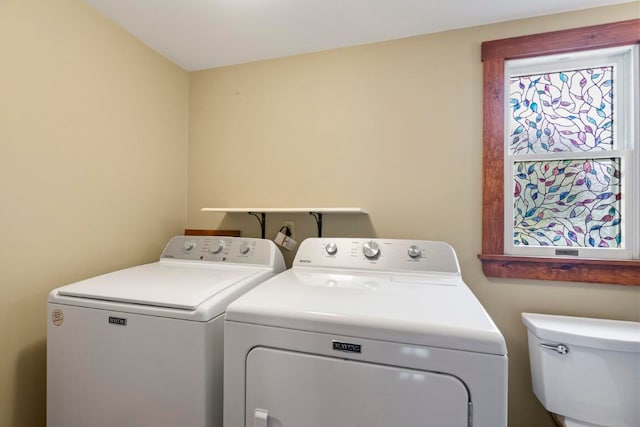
top-left (224, 238), bottom-right (507, 427)
top-left (47, 235), bottom-right (285, 427)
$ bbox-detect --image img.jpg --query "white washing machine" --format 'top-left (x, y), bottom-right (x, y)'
top-left (224, 238), bottom-right (507, 427)
top-left (47, 235), bottom-right (285, 427)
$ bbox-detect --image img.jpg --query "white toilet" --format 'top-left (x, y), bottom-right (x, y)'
top-left (522, 312), bottom-right (640, 427)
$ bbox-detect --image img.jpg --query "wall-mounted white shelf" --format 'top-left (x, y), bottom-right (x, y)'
top-left (201, 208), bottom-right (367, 238)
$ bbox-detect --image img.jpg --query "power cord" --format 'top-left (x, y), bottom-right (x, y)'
top-left (279, 225), bottom-right (291, 237)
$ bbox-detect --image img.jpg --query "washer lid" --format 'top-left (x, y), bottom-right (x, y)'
top-left (226, 269), bottom-right (507, 355)
top-left (56, 262), bottom-right (263, 310)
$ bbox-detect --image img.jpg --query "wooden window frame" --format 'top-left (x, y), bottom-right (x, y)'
top-left (479, 19), bottom-right (640, 286)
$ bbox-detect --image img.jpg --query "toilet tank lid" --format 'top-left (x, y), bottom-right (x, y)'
top-left (522, 313), bottom-right (640, 353)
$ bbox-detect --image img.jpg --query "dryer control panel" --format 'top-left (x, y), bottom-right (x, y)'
top-left (293, 238), bottom-right (460, 274)
top-left (160, 235), bottom-right (277, 266)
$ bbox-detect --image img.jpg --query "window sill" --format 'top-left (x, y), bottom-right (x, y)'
top-left (478, 254), bottom-right (640, 286)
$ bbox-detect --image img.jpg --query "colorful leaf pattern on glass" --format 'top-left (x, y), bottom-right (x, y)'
top-left (509, 66), bottom-right (613, 154)
top-left (513, 158), bottom-right (622, 248)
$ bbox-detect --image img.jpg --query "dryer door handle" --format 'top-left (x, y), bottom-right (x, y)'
top-left (255, 408), bottom-right (269, 427)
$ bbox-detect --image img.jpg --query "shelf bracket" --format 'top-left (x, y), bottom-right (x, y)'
top-left (248, 212), bottom-right (266, 239)
top-left (309, 212), bottom-right (323, 237)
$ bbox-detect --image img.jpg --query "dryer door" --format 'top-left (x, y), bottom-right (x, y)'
top-left (246, 347), bottom-right (470, 427)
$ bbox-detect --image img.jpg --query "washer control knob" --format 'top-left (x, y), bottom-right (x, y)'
top-left (362, 241), bottom-right (380, 259)
top-left (239, 241), bottom-right (251, 255)
top-left (408, 245), bottom-right (422, 258)
top-left (183, 240), bottom-right (196, 251)
top-left (208, 239), bottom-right (224, 254)
top-left (325, 242), bottom-right (338, 255)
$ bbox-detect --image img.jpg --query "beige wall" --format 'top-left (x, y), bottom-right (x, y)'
top-left (0, 0), bottom-right (188, 425)
top-left (188, 4), bottom-right (640, 427)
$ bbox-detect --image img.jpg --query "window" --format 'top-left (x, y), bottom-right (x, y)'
top-left (479, 20), bottom-right (640, 286)
top-left (506, 45), bottom-right (638, 259)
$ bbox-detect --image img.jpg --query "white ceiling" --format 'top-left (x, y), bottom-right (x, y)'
top-left (83, 0), bottom-right (634, 71)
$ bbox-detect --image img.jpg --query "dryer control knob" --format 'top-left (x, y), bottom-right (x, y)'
top-left (408, 245), bottom-right (422, 258)
top-left (325, 242), bottom-right (338, 255)
top-left (363, 241), bottom-right (380, 259)
top-left (183, 240), bottom-right (196, 251)
top-left (208, 239), bottom-right (224, 254)
top-left (239, 241), bottom-right (251, 255)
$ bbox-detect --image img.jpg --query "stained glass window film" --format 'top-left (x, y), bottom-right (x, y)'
top-left (509, 66), bottom-right (613, 154)
top-left (513, 158), bottom-right (621, 248)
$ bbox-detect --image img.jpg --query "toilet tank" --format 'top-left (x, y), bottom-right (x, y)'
top-left (522, 313), bottom-right (640, 427)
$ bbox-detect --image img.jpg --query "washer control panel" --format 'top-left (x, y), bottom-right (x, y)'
top-left (160, 235), bottom-right (275, 265)
top-left (296, 238), bottom-right (460, 274)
